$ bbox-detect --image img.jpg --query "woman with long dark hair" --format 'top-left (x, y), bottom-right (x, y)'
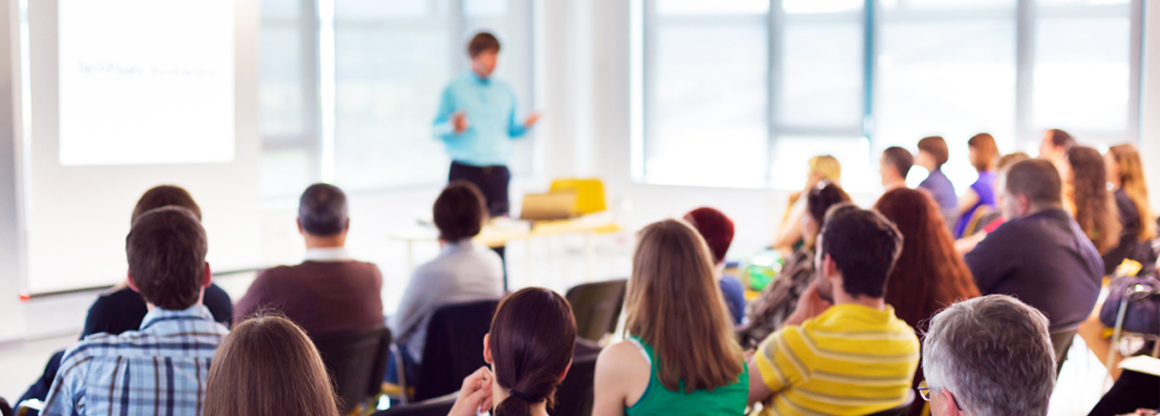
top-left (875, 188), bottom-right (981, 416)
top-left (448, 288), bottom-right (578, 416)
top-left (1063, 146), bottom-right (1121, 260)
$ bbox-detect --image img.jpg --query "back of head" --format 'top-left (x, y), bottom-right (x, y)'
top-left (809, 155), bottom-right (842, 183)
top-left (1047, 129), bottom-right (1075, 149)
top-left (806, 183), bottom-right (852, 226)
top-left (819, 203), bottom-right (904, 299)
top-left (205, 315), bottom-right (339, 416)
top-left (996, 152), bottom-right (1031, 173)
top-left (1109, 143), bottom-right (1156, 240)
top-left (626, 219), bottom-right (743, 393)
top-left (1066, 146), bottom-right (1120, 253)
top-left (1003, 159), bottom-right (1062, 207)
top-left (299, 184), bottom-right (348, 237)
top-left (923, 295), bottom-right (1055, 416)
top-left (434, 180), bottom-right (488, 242)
top-left (874, 188), bottom-right (979, 329)
top-left (883, 146), bottom-right (914, 179)
top-left (490, 288), bottom-right (577, 416)
top-left (126, 207), bottom-right (207, 310)
top-left (918, 136), bottom-right (950, 168)
top-left (133, 185), bottom-right (201, 224)
top-left (468, 32), bottom-right (501, 57)
top-left (682, 207), bottom-right (734, 265)
top-left (968, 133), bottom-right (999, 173)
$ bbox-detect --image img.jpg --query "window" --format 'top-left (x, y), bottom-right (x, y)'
top-left (259, 0), bottom-right (536, 198)
top-left (637, 0), bottom-right (1142, 191)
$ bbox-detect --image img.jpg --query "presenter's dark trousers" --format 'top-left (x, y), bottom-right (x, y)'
top-left (449, 161), bottom-right (510, 290)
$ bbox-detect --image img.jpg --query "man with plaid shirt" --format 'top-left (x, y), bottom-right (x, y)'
top-left (42, 206), bottom-right (229, 416)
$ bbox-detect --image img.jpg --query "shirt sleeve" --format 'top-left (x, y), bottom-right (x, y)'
top-left (506, 88), bottom-right (528, 139)
top-left (41, 349), bottom-right (87, 416)
top-left (433, 86), bottom-right (458, 142)
top-left (754, 327), bottom-right (810, 395)
top-left (390, 268), bottom-right (436, 343)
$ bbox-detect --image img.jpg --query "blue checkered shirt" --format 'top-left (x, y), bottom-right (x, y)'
top-left (41, 305), bottom-right (229, 416)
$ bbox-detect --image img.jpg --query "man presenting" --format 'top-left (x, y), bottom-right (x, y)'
top-left (434, 32), bottom-right (540, 218)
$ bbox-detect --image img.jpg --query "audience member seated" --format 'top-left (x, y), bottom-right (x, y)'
top-left (1104, 144), bottom-right (1157, 273)
top-left (1063, 146), bottom-right (1122, 265)
top-left (593, 219), bottom-right (748, 416)
top-left (921, 295), bottom-right (1056, 416)
top-left (746, 203), bottom-right (918, 415)
top-left (880, 146), bottom-right (913, 191)
top-left (773, 155), bottom-right (840, 253)
top-left (683, 207), bottom-right (746, 325)
top-left (740, 183), bottom-right (851, 346)
top-left (954, 152), bottom-right (1031, 254)
top-left (916, 136), bottom-right (959, 229)
top-left (875, 187), bottom-right (981, 416)
top-left (392, 181), bottom-right (504, 382)
top-left (448, 288), bottom-right (578, 416)
top-left (1039, 128), bottom-right (1076, 174)
top-left (17, 185), bottom-right (232, 413)
top-left (954, 133), bottom-right (999, 238)
top-left (1088, 365), bottom-right (1160, 416)
top-left (964, 159), bottom-right (1103, 330)
top-left (41, 207), bottom-right (229, 416)
top-left (235, 183), bottom-right (384, 336)
top-left (205, 315), bottom-right (339, 416)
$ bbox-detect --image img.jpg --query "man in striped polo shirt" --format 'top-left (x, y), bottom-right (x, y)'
top-left (747, 203), bottom-right (920, 415)
top-left (41, 206), bottom-right (229, 416)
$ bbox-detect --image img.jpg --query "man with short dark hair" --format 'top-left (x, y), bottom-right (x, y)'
top-left (391, 181), bottom-right (504, 382)
top-left (916, 136), bottom-right (958, 229)
top-left (921, 295), bottom-right (1056, 416)
top-left (747, 203), bottom-right (919, 415)
top-left (880, 146), bottom-right (913, 191)
top-left (965, 159), bottom-right (1103, 330)
top-left (1039, 128), bottom-right (1075, 172)
top-left (234, 183), bottom-right (384, 336)
top-left (41, 207), bottom-right (229, 416)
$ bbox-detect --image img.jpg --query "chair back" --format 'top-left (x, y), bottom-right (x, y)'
top-left (862, 392), bottom-right (914, 416)
top-left (372, 393), bottom-right (457, 416)
top-left (311, 327), bottom-right (393, 414)
top-left (553, 347), bottom-right (601, 416)
top-left (413, 299), bottom-right (500, 402)
top-left (549, 178), bottom-right (607, 215)
top-left (1049, 324), bottom-right (1079, 376)
top-left (566, 279), bottom-right (627, 342)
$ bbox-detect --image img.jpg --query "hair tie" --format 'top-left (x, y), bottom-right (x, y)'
top-left (509, 389), bottom-right (535, 402)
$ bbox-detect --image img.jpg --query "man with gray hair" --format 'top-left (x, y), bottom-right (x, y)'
top-left (921, 295), bottom-right (1056, 416)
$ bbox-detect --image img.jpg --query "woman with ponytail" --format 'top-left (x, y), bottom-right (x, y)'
top-left (448, 288), bottom-right (578, 416)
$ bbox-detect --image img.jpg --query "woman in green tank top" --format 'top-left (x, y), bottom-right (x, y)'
top-left (592, 219), bottom-right (750, 416)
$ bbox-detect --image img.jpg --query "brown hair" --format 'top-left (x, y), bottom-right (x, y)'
top-left (996, 152), bottom-right (1031, 172)
top-left (1109, 144), bottom-right (1157, 241)
top-left (882, 146), bottom-right (914, 178)
top-left (968, 133), bottom-right (999, 173)
top-left (875, 188), bottom-right (980, 333)
top-left (683, 207), bottom-right (734, 265)
top-left (132, 185), bottom-right (201, 223)
top-left (489, 288), bottom-right (577, 416)
top-left (1067, 146), bottom-right (1121, 253)
top-left (126, 207), bottom-right (207, 310)
top-left (468, 32), bottom-right (501, 57)
top-left (205, 315), bottom-right (339, 416)
top-left (1046, 129), bottom-right (1076, 149)
top-left (434, 180), bottom-right (488, 242)
top-left (1004, 159), bottom-right (1063, 207)
top-left (918, 136), bottom-right (949, 168)
top-left (625, 219), bottom-right (744, 393)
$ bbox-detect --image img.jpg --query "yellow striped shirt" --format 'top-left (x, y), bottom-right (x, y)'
top-left (755, 304), bottom-right (920, 416)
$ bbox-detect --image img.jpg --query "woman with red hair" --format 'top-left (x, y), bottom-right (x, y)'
top-left (874, 187), bottom-right (980, 416)
top-left (684, 207), bottom-right (746, 325)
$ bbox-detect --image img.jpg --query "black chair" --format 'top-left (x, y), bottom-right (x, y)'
top-left (1, 398), bottom-right (12, 416)
top-left (566, 279), bottom-right (627, 342)
top-left (863, 392), bottom-right (914, 416)
top-left (311, 327), bottom-right (393, 415)
top-left (1049, 324), bottom-right (1080, 377)
top-left (373, 392), bottom-right (457, 416)
top-left (412, 299), bottom-right (501, 402)
top-left (554, 345), bottom-right (601, 416)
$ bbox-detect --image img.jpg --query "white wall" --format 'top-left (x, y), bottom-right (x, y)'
top-left (1141, 0), bottom-right (1160, 210)
top-left (0, 0), bottom-right (26, 341)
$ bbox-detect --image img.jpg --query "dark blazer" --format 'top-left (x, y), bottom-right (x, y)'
top-left (965, 208), bottom-right (1103, 330)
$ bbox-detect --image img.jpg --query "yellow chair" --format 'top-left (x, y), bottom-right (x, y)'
top-left (549, 178), bottom-right (607, 215)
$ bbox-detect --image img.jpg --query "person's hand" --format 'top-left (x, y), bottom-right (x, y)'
top-left (448, 367), bottom-right (493, 416)
top-left (523, 112), bottom-right (541, 128)
top-left (452, 111), bottom-right (470, 134)
top-left (784, 282), bottom-right (832, 327)
top-left (1119, 410), bottom-right (1157, 416)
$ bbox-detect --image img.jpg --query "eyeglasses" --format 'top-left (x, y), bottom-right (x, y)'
top-left (918, 381), bottom-right (962, 410)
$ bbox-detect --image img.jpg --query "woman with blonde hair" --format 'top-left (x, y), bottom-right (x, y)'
top-left (593, 219), bottom-right (748, 416)
top-left (773, 155), bottom-right (840, 252)
top-left (1104, 144), bottom-right (1157, 272)
top-left (205, 315), bottom-right (339, 416)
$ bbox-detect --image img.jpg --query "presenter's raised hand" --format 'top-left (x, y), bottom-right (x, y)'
top-left (524, 112), bottom-right (542, 129)
top-left (452, 111), bottom-right (470, 134)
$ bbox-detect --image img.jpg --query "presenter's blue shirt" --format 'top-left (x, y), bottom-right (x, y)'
top-left (433, 72), bottom-right (529, 167)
